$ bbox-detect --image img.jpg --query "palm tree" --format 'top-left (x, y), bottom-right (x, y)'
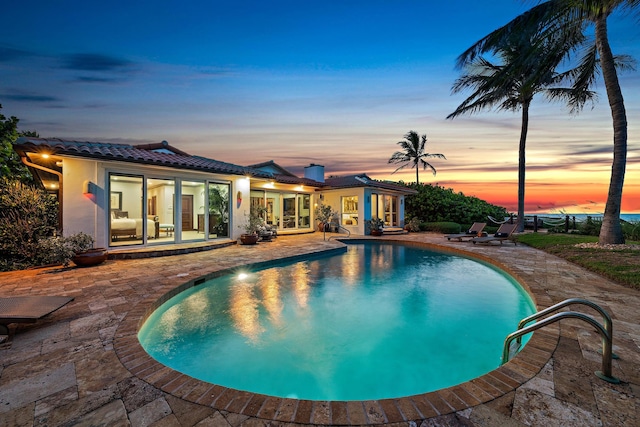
top-left (448, 21), bottom-right (592, 232)
top-left (456, 0), bottom-right (638, 243)
top-left (388, 131), bottom-right (446, 185)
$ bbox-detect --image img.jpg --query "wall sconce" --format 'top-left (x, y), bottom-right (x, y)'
top-left (237, 191), bottom-right (243, 208)
top-left (83, 180), bottom-right (96, 195)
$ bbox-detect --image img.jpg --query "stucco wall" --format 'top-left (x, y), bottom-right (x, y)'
top-left (62, 157), bottom-right (106, 244)
top-left (232, 176), bottom-right (251, 238)
top-left (319, 188), bottom-right (366, 235)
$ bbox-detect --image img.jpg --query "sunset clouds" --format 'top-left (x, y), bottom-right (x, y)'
top-left (1, 1), bottom-right (638, 213)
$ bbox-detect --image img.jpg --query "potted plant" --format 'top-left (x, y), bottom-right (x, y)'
top-left (67, 232), bottom-right (108, 267)
top-left (239, 205), bottom-right (266, 245)
top-left (39, 232), bottom-right (108, 267)
top-left (314, 202), bottom-right (337, 232)
top-left (368, 217), bottom-right (385, 236)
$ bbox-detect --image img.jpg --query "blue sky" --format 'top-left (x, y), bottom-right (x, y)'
top-left (1, 1), bottom-right (639, 212)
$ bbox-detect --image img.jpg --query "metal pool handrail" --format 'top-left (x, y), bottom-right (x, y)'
top-left (515, 298), bottom-right (613, 346)
top-left (502, 298), bottom-right (619, 384)
top-left (326, 225), bottom-right (350, 240)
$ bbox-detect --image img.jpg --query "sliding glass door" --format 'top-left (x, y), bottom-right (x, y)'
top-left (207, 182), bottom-right (230, 238)
top-left (109, 174), bottom-right (144, 246)
top-left (147, 178), bottom-right (175, 243)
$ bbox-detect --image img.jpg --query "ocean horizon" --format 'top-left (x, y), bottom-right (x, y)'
top-left (532, 213), bottom-right (640, 222)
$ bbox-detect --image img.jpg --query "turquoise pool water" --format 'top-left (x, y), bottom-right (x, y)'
top-left (138, 242), bottom-right (535, 401)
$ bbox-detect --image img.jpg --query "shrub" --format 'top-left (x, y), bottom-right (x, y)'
top-left (421, 222), bottom-right (461, 234)
top-left (402, 182), bottom-right (508, 225)
top-left (622, 221), bottom-right (640, 241)
top-left (36, 236), bottom-right (74, 267)
top-left (0, 177), bottom-right (59, 271)
top-left (405, 217), bottom-right (421, 232)
top-left (579, 216), bottom-right (602, 236)
top-left (37, 232), bottom-right (96, 267)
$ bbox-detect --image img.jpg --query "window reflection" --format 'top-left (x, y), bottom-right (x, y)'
top-left (291, 263), bottom-right (311, 308)
top-left (229, 281), bottom-right (264, 342)
top-left (259, 269), bottom-right (283, 326)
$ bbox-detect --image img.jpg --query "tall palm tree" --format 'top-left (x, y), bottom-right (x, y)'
top-left (448, 21), bottom-right (593, 232)
top-left (457, 0), bottom-right (638, 243)
top-left (388, 131), bottom-right (446, 185)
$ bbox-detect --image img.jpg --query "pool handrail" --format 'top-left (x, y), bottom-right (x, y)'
top-left (502, 298), bottom-right (619, 384)
top-left (326, 225), bottom-right (350, 240)
top-left (515, 297), bottom-right (613, 346)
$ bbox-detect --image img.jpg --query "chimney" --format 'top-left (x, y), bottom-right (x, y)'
top-left (304, 163), bottom-right (325, 183)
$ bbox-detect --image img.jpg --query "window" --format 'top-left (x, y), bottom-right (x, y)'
top-left (250, 190), bottom-right (311, 230)
top-left (341, 196), bottom-right (358, 226)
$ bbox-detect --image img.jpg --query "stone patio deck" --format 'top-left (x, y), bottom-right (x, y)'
top-left (0, 233), bottom-right (638, 426)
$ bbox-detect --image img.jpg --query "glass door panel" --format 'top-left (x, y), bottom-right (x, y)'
top-left (283, 193), bottom-right (296, 228)
top-left (181, 180), bottom-right (205, 241)
top-left (383, 195), bottom-right (397, 226)
top-left (147, 178), bottom-right (175, 244)
top-left (208, 182), bottom-right (230, 238)
top-left (109, 174), bottom-right (144, 247)
top-left (265, 192), bottom-right (281, 228)
top-left (298, 194), bottom-right (311, 229)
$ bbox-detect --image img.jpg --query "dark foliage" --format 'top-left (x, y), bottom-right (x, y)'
top-left (403, 182), bottom-right (509, 227)
top-left (0, 104), bottom-right (34, 182)
top-left (0, 178), bottom-right (59, 271)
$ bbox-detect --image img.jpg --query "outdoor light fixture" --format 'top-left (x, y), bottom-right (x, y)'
top-left (83, 180), bottom-right (96, 195)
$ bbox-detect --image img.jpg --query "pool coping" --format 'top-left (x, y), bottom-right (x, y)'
top-left (113, 239), bottom-right (559, 425)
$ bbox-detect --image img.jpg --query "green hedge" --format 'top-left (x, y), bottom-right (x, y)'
top-left (420, 222), bottom-right (461, 234)
top-left (403, 182), bottom-right (508, 225)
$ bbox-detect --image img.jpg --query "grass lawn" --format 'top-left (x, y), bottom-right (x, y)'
top-left (516, 233), bottom-right (640, 290)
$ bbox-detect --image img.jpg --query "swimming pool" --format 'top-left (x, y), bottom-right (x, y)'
top-left (138, 242), bottom-right (535, 401)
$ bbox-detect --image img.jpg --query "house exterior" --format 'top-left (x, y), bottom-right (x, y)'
top-left (12, 137), bottom-right (416, 249)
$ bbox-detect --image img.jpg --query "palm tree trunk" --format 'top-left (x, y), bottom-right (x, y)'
top-left (595, 14), bottom-right (627, 244)
top-left (517, 99), bottom-right (531, 233)
top-left (415, 161), bottom-right (420, 185)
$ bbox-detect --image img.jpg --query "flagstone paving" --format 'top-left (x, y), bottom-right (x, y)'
top-left (1, 233), bottom-right (638, 426)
